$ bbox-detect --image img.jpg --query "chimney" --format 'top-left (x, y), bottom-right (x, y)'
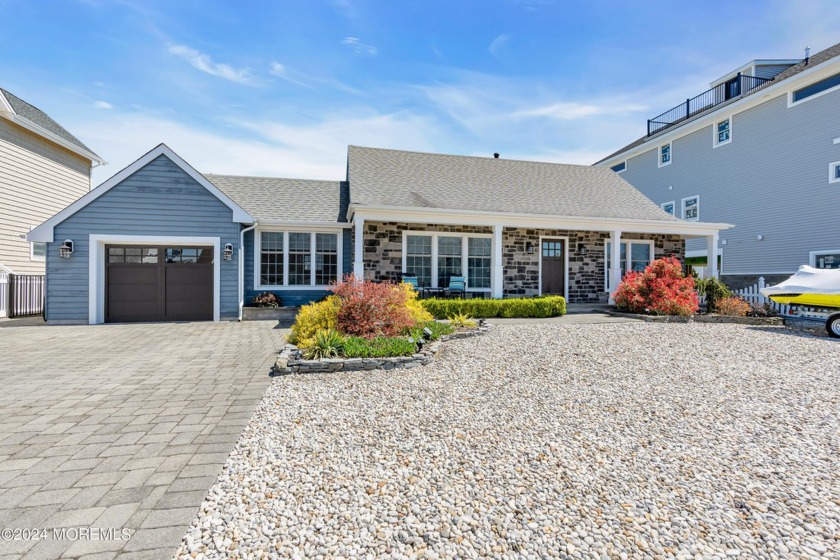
top-left (805, 46), bottom-right (810, 65)
top-left (493, 153), bottom-right (500, 159)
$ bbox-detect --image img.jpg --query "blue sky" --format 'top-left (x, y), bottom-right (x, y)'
top-left (1, 0), bottom-right (838, 185)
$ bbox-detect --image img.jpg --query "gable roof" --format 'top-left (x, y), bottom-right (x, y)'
top-left (347, 145), bottom-right (680, 222)
top-left (0, 88), bottom-right (104, 164)
top-left (595, 41), bottom-right (840, 165)
top-left (28, 144), bottom-right (253, 243)
top-left (205, 174), bottom-right (348, 224)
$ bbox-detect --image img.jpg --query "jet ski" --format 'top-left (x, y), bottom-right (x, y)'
top-left (760, 265), bottom-right (840, 308)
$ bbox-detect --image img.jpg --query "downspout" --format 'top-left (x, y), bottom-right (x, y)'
top-left (238, 223), bottom-right (258, 322)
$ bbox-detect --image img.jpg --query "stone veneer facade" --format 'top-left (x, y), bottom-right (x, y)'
top-left (357, 221), bottom-right (684, 303)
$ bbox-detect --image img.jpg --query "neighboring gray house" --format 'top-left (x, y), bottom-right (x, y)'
top-left (0, 88), bottom-right (105, 276)
top-left (595, 42), bottom-right (840, 288)
top-left (28, 144), bottom-right (730, 324)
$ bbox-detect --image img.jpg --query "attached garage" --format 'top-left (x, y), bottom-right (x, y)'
top-left (27, 144), bottom-right (254, 325)
top-left (105, 245), bottom-right (213, 322)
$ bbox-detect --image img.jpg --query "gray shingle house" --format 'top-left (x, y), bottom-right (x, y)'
top-left (29, 144), bottom-right (730, 324)
top-left (595, 41), bottom-right (840, 289)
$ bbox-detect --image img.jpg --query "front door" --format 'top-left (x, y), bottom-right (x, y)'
top-left (541, 239), bottom-right (566, 296)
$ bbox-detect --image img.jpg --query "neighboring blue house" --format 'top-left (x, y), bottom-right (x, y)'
top-left (595, 41), bottom-right (840, 289)
top-left (29, 144), bottom-right (730, 324)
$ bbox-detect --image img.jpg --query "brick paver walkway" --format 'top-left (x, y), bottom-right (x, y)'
top-left (0, 321), bottom-right (282, 560)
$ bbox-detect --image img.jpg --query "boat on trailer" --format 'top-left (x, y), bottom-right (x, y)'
top-left (760, 265), bottom-right (840, 337)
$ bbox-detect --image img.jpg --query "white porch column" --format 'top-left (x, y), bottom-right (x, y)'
top-left (353, 217), bottom-right (365, 280)
top-left (608, 229), bottom-right (622, 304)
top-left (707, 233), bottom-right (719, 279)
top-left (492, 224), bottom-right (504, 299)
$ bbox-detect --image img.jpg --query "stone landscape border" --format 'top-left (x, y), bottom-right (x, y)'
top-left (273, 324), bottom-right (492, 375)
top-left (605, 310), bottom-right (784, 325)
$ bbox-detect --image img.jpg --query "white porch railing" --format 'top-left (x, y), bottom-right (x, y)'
top-left (733, 277), bottom-right (791, 316)
top-left (0, 273), bottom-right (8, 318)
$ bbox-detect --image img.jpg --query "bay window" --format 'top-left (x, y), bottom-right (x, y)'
top-left (257, 229), bottom-right (341, 288)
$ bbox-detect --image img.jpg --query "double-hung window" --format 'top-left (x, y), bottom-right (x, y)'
top-left (437, 236), bottom-right (463, 287)
top-left (260, 232), bottom-right (284, 286)
top-left (714, 118), bottom-right (731, 147)
top-left (467, 238), bottom-right (491, 288)
top-left (403, 232), bottom-right (493, 291)
top-left (658, 143), bottom-right (671, 167)
top-left (258, 230), bottom-right (341, 288)
top-left (605, 240), bottom-right (654, 285)
top-left (405, 235), bottom-right (432, 287)
top-left (829, 161), bottom-right (840, 184)
top-left (682, 196), bottom-right (700, 221)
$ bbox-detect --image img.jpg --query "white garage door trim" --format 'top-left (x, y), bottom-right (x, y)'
top-left (89, 234), bottom-right (221, 324)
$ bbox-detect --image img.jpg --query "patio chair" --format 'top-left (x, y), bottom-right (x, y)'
top-left (447, 276), bottom-right (467, 299)
top-left (402, 276), bottom-right (422, 297)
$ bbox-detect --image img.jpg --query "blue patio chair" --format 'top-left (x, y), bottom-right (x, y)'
top-left (402, 276), bottom-right (422, 296)
top-left (447, 276), bottom-right (466, 299)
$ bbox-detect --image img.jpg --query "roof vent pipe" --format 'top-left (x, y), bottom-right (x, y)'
top-left (493, 153), bottom-right (499, 159)
top-left (805, 46), bottom-right (810, 65)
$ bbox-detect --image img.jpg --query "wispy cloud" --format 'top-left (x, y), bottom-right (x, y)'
top-left (342, 37), bottom-right (378, 55)
top-left (168, 44), bottom-right (255, 84)
top-left (514, 101), bottom-right (647, 120)
top-left (488, 34), bottom-right (511, 61)
top-left (269, 61), bottom-right (362, 95)
top-left (93, 100), bottom-right (113, 109)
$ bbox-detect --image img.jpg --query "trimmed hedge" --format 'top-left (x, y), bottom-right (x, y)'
top-left (420, 296), bottom-right (566, 319)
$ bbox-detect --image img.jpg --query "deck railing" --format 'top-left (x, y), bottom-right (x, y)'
top-left (647, 73), bottom-right (773, 136)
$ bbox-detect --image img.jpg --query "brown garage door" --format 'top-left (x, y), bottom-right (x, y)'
top-left (106, 246), bottom-right (213, 323)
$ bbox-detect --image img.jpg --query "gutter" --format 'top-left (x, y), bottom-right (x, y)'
top-left (238, 223), bottom-right (258, 322)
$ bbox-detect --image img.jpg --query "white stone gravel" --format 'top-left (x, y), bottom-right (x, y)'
top-left (176, 323), bottom-right (840, 559)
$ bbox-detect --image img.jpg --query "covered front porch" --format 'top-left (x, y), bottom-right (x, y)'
top-left (349, 208), bottom-right (728, 304)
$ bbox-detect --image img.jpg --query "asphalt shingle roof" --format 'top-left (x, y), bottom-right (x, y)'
top-left (347, 145), bottom-right (680, 222)
top-left (0, 88), bottom-right (100, 158)
top-left (205, 174), bottom-right (348, 223)
top-left (594, 41), bottom-right (840, 165)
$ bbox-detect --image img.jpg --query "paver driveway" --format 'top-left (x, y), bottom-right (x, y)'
top-left (0, 321), bottom-right (282, 560)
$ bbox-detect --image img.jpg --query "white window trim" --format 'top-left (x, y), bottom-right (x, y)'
top-left (89, 234), bottom-right (221, 325)
top-left (809, 249), bottom-right (840, 268)
top-left (29, 226), bottom-right (45, 261)
top-left (253, 226), bottom-right (343, 291)
top-left (603, 239), bottom-right (656, 287)
top-left (788, 73), bottom-right (840, 108)
top-left (658, 142), bottom-right (672, 168)
top-left (713, 117), bottom-right (732, 148)
top-left (400, 230), bottom-right (493, 291)
top-left (537, 236), bottom-right (569, 300)
top-left (660, 201), bottom-right (676, 216)
top-left (611, 161), bottom-right (627, 174)
top-left (681, 195), bottom-right (700, 222)
top-left (829, 161), bottom-right (840, 184)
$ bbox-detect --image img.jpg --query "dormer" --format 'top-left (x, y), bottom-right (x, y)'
top-left (710, 59), bottom-right (800, 89)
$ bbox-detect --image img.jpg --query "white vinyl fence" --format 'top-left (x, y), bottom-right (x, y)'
top-left (0, 273), bottom-right (8, 318)
top-left (733, 277), bottom-right (791, 316)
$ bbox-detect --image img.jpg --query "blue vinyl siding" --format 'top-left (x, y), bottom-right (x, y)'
top-left (243, 227), bottom-right (351, 307)
top-left (603, 85), bottom-right (840, 276)
top-left (46, 155), bottom-right (241, 321)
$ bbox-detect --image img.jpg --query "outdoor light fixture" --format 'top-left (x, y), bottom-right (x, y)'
top-left (223, 243), bottom-right (234, 261)
top-left (59, 239), bottom-right (74, 258)
top-left (755, 234), bottom-right (765, 241)
top-left (526, 242), bottom-right (534, 254)
top-left (422, 327), bottom-right (433, 339)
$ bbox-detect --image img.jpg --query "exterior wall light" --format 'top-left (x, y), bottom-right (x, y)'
top-left (755, 235), bottom-right (764, 241)
top-left (526, 242), bottom-right (534, 254)
top-left (59, 239), bottom-right (74, 258)
top-left (223, 243), bottom-right (234, 260)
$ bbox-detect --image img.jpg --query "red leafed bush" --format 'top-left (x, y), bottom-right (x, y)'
top-left (331, 275), bottom-right (416, 338)
top-left (612, 256), bottom-right (699, 316)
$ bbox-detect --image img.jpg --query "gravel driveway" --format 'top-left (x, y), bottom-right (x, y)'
top-left (178, 323), bottom-right (839, 559)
